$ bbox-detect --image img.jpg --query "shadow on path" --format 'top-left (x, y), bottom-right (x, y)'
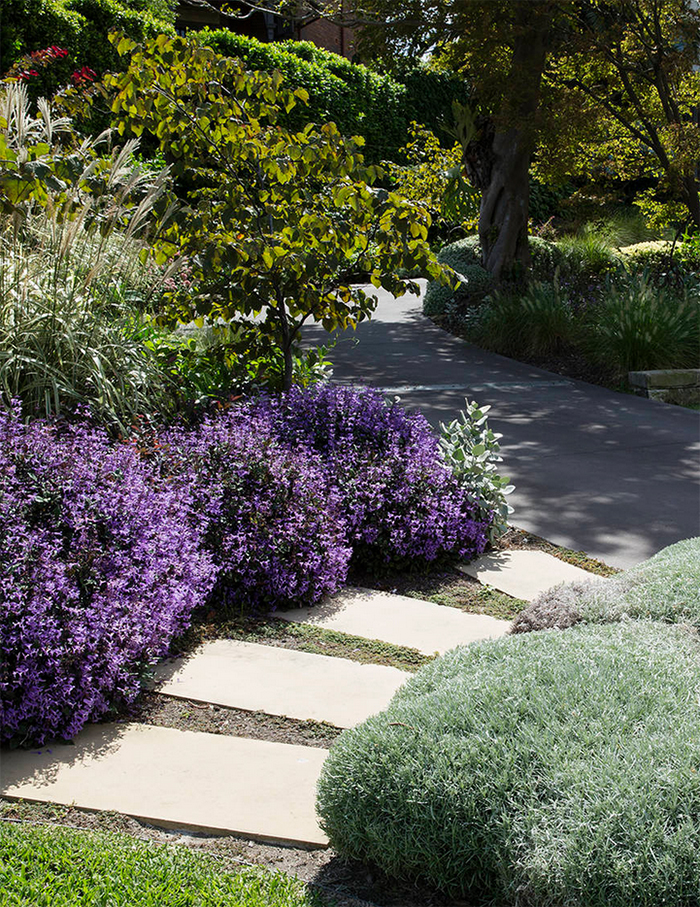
top-left (303, 287), bottom-right (700, 568)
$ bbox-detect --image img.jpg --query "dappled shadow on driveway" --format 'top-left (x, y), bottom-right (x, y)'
top-left (302, 306), bottom-right (700, 568)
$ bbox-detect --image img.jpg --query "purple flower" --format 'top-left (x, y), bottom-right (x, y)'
top-left (0, 408), bottom-right (215, 746)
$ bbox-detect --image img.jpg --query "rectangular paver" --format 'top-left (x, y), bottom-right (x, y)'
top-left (459, 549), bottom-right (597, 601)
top-left (275, 587), bottom-right (510, 655)
top-left (0, 724), bottom-right (328, 847)
top-left (153, 640), bottom-right (409, 728)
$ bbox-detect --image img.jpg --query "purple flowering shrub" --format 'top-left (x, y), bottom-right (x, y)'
top-left (0, 409), bottom-right (215, 746)
top-left (251, 385), bottom-right (491, 568)
top-left (160, 410), bottom-right (352, 612)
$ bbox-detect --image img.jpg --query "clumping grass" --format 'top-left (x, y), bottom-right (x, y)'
top-left (317, 622), bottom-right (700, 906)
top-left (0, 821), bottom-right (327, 906)
top-left (513, 536), bottom-right (700, 633)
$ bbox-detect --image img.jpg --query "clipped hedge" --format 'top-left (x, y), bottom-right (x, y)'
top-left (1, 0), bottom-right (174, 90)
top-left (318, 621), bottom-right (700, 906)
top-left (198, 31), bottom-right (469, 162)
top-left (423, 235), bottom-right (562, 317)
top-left (618, 239), bottom-right (700, 284)
top-left (512, 536), bottom-right (700, 633)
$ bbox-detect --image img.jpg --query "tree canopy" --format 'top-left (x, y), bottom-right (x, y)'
top-left (256, 0), bottom-right (700, 277)
top-left (106, 33), bottom-right (446, 388)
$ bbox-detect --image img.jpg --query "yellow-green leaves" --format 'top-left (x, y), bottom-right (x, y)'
top-left (108, 32), bottom-right (445, 388)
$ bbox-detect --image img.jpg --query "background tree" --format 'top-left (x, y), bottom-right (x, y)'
top-left (251, 0), bottom-right (699, 271)
top-left (107, 34), bottom-right (445, 389)
top-left (542, 0), bottom-right (700, 231)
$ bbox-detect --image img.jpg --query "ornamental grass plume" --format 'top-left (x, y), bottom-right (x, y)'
top-left (0, 406), bottom-right (215, 746)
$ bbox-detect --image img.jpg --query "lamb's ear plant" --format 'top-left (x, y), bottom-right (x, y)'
top-left (439, 398), bottom-right (514, 542)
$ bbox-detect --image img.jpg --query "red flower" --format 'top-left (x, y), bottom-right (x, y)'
top-left (71, 65), bottom-right (96, 86)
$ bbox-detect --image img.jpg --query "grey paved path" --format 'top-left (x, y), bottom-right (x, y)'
top-left (304, 282), bottom-right (700, 568)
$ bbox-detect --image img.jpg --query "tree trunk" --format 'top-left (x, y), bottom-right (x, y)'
top-left (682, 173), bottom-right (700, 230)
top-left (463, 7), bottom-right (551, 283)
top-left (475, 125), bottom-right (535, 281)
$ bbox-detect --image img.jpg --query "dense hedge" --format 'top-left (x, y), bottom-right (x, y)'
top-left (318, 621), bottom-right (700, 906)
top-left (512, 537), bottom-right (700, 633)
top-left (198, 31), bottom-right (469, 162)
top-left (0, 0), bottom-right (174, 89)
top-left (423, 235), bottom-right (562, 317)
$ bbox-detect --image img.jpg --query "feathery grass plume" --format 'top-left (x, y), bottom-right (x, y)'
top-left (0, 81), bottom-right (180, 429)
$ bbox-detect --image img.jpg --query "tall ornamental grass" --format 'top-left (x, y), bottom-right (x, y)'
top-left (318, 622), bottom-right (700, 906)
top-left (0, 82), bottom-right (179, 430)
top-left (583, 272), bottom-right (699, 373)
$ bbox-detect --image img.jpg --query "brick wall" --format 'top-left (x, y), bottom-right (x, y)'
top-left (298, 19), bottom-right (356, 59)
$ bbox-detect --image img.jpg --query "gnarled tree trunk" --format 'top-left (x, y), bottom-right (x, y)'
top-left (464, 7), bottom-right (551, 283)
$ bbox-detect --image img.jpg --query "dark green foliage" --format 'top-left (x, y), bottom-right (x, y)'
top-left (475, 280), bottom-right (574, 358)
top-left (198, 31), bottom-right (469, 162)
top-left (529, 176), bottom-right (573, 225)
top-left (318, 621), bottom-right (700, 906)
top-left (1, 0), bottom-right (174, 92)
top-left (619, 240), bottom-right (700, 289)
top-left (423, 236), bottom-right (562, 317)
top-left (583, 272), bottom-right (700, 373)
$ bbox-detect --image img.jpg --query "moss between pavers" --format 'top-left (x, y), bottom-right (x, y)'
top-left (497, 527), bottom-right (620, 577)
top-left (175, 615), bottom-right (431, 674)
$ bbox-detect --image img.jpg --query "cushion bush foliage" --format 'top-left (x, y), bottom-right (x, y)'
top-left (249, 384), bottom-right (491, 570)
top-left (512, 536), bottom-right (700, 633)
top-left (0, 407), bottom-right (215, 746)
top-left (317, 621), bottom-right (700, 906)
top-left (618, 239), bottom-right (700, 288)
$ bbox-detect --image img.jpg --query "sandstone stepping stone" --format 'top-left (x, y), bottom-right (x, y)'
top-left (274, 587), bottom-right (509, 656)
top-left (153, 640), bottom-right (409, 728)
top-left (1, 724), bottom-right (328, 848)
top-left (459, 549), bottom-right (596, 601)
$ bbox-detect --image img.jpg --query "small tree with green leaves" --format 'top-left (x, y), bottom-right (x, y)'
top-left (107, 34), bottom-right (447, 389)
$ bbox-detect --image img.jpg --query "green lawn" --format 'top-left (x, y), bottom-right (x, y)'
top-left (0, 822), bottom-right (328, 907)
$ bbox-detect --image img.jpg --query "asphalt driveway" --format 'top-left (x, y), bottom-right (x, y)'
top-left (303, 283), bottom-right (700, 568)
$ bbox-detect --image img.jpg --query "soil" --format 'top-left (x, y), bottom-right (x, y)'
top-left (127, 692), bottom-right (342, 749)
